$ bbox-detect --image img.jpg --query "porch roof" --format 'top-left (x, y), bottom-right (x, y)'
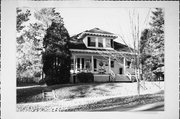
top-left (70, 49), bottom-right (135, 55)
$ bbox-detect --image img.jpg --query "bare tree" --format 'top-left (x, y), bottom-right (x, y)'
top-left (95, 9), bottom-right (152, 95)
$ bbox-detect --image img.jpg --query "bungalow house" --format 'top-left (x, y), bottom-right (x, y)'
top-left (69, 28), bottom-right (136, 83)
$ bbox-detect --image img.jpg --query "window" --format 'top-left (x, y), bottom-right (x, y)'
top-left (77, 58), bottom-right (80, 69)
top-left (71, 59), bottom-right (74, 70)
top-left (119, 68), bottom-right (123, 74)
top-left (127, 61), bottom-right (131, 68)
top-left (111, 39), bottom-right (114, 48)
top-left (82, 58), bottom-right (84, 69)
top-left (98, 37), bottom-right (103, 47)
top-left (87, 37), bottom-right (96, 47)
top-left (94, 58), bottom-right (97, 71)
top-left (106, 38), bottom-right (111, 48)
top-left (111, 61), bottom-right (114, 68)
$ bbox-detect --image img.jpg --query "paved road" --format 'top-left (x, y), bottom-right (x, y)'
top-left (129, 102), bottom-right (164, 111)
top-left (94, 102), bottom-right (164, 111)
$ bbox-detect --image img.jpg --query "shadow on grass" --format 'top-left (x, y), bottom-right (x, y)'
top-left (66, 90), bottom-right (164, 111)
top-left (67, 83), bottom-right (115, 99)
top-left (17, 82), bottom-right (120, 103)
top-left (17, 84), bottom-right (77, 103)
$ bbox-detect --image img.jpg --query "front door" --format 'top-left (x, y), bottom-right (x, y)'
top-left (85, 59), bottom-right (91, 71)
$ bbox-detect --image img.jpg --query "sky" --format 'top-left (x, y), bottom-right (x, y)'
top-left (24, 7), bottom-right (153, 47)
top-left (56, 8), bottom-right (152, 47)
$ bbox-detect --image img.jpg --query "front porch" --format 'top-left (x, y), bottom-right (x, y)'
top-left (70, 50), bottom-right (128, 83)
top-left (70, 50), bottom-right (126, 74)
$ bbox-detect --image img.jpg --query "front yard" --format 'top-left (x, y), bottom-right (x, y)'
top-left (17, 81), bottom-right (164, 112)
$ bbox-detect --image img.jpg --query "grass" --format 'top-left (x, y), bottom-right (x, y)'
top-left (17, 82), bottom-right (164, 112)
top-left (65, 91), bottom-right (164, 111)
top-left (17, 91), bottom-right (164, 112)
top-left (17, 82), bottom-right (113, 103)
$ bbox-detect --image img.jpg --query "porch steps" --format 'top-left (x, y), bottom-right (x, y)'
top-left (114, 74), bottom-right (131, 82)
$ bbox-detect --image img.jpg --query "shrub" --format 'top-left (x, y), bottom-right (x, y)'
top-left (34, 72), bottom-right (41, 78)
top-left (131, 76), bottom-right (137, 82)
top-left (38, 79), bottom-right (46, 85)
top-left (76, 72), bottom-right (94, 83)
top-left (17, 70), bottom-right (37, 86)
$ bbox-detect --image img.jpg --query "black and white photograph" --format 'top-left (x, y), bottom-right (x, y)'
top-left (1, 1), bottom-right (179, 119)
top-left (16, 6), bottom-right (165, 112)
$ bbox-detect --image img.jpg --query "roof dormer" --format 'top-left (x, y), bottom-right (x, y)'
top-left (78, 28), bottom-right (117, 50)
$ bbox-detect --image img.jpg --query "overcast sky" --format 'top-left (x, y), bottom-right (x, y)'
top-left (56, 8), bottom-right (152, 47)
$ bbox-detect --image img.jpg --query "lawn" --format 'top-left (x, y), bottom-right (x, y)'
top-left (17, 82), bottom-right (164, 112)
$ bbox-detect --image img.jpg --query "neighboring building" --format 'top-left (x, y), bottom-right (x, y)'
top-left (69, 28), bottom-right (135, 83)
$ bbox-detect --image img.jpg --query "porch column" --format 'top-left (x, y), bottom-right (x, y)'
top-left (91, 55), bottom-right (94, 72)
top-left (73, 55), bottom-right (76, 73)
top-left (108, 56), bottom-right (111, 73)
top-left (123, 57), bottom-right (126, 74)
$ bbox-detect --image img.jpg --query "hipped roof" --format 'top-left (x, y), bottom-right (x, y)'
top-left (70, 28), bottom-right (133, 53)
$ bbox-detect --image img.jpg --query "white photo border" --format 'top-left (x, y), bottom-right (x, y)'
top-left (1, 1), bottom-right (179, 119)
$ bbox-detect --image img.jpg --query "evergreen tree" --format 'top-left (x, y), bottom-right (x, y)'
top-left (42, 21), bottom-right (71, 85)
top-left (140, 8), bottom-right (164, 81)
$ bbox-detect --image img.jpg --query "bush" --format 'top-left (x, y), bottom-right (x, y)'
top-left (17, 77), bottom-right (38, 86)
top-left (131, 76), bottom-right (137, 82)
top-left (38, 79), bottom-right (46, 85)
top-left (34, 72), bottom-right (41, 78)
top-left (76, 72), bottom-right (94, 83)
top-left (16, 69), bottom-right (42, 86)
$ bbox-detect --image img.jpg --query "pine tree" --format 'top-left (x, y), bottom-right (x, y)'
top-left (150, 8), bottom-right (164, 80)
top-left (42, 21), bottom-right (71, 85)
top-left (140, 8), bottom-right (164, 81)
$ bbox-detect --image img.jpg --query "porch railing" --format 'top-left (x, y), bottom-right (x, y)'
top-left (125, 71), bottom-right (132, 81)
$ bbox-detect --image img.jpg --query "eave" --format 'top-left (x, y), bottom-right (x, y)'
top-left (77, 32), bottom-right (117, 39)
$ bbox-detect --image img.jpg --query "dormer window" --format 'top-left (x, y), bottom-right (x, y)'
top-left (98, 37), bottom-right (103, 47)
top-left (106, 38), bottom-right (111, 48)
top-left (87, 37), bottom-right (96, 47)
top-left (87, 36), bottom-right (114, 49)
top-left (105, 38), bottom-right (114, 48)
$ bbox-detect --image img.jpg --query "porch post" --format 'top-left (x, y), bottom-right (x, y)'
top-left (73, 55), bottom-right (76, 73)
top-left (91, 55), bottom-right (94, 72)
top-left (123, 57), bottom-right (126, 74)
top-left (109, 56), bottom-right (111, 73)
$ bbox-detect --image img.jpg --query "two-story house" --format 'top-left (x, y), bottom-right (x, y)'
top-left (69, 28), bottom-right (135, 82)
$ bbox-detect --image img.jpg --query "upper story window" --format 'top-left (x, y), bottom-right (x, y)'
top-left (98, 37), bottom-right (103, 47)
top-left (87, 37), bottom-right (96, 47)
top-left (106, 38), bottom-right (111, 48)
top-left (87, 36), bottom-right (114, 49)
top-left (106, 38), bottom-right (113, 48)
